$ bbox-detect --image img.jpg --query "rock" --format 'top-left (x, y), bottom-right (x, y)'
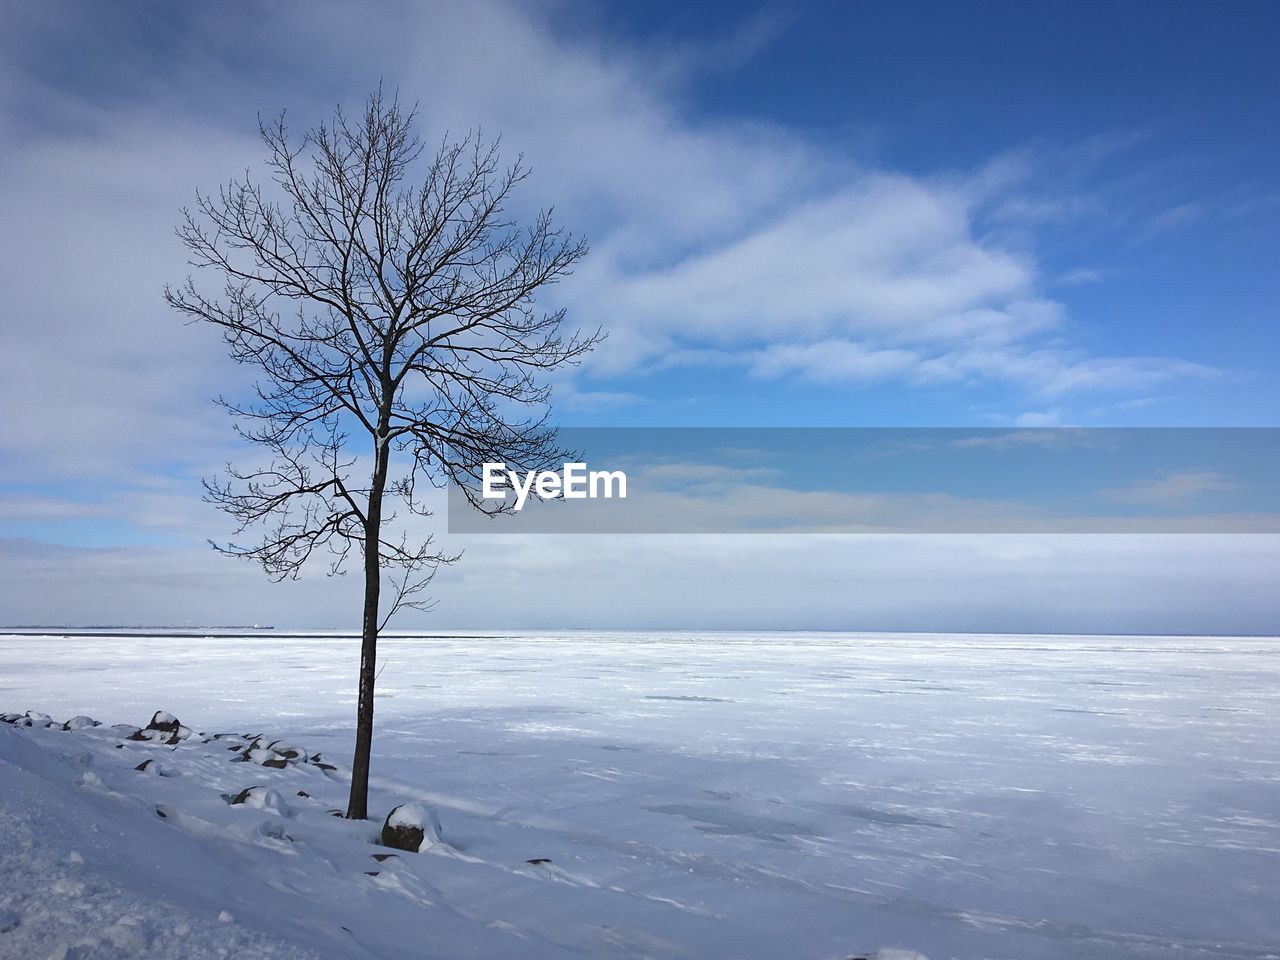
top-left (103, 915), bottom-right (149, 953)
top-left (296, 790), bottom-right (310, 799)
top-left (134, 759), bottom-right (156, 772)
top-left (379, 803), bottom-right (442, 853)
top-left (267, 740), bottom-right (309, 762)
top-left (110, 724), bottom-right (140, 739)
top-left (525, 858), bottom-right (552, 865)
top-left (128, 728), bottom-right (179, 745)
top-left (229, 786), bottom-right (288, 815)
top-left (371, 853), bottom-right (397, 862)
top-left (62, 716), bottom-right (100, 731)
top-left (243, 747), bottom-right (288, 768)
top-left (146, 711), bottom-right (180, 735)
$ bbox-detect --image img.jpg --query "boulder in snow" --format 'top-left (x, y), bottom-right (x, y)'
top-left (239, 747), bottom-right (289, 768)
top-left (380, 803), bottom-right (442, 853)
top-left (267, 740), bottom-right (309, 762)
top-left (229, 786), bottom-right (289, 816)
top-left (62, 716), bottom-right (100, 731)
top-left (146, 711), bottom-right (181, 735)
top-left (128, 728), bottom-right (179, 745)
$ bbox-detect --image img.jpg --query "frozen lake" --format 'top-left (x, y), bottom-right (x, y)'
top-left (3, 630), bottom-right (1279, 959)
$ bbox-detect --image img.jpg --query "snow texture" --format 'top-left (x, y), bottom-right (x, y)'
top-left (1, 630), bottom-right (1278, 959)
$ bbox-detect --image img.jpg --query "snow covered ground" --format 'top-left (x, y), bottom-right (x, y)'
top-left (1, 630), bottom-right (1278, 960)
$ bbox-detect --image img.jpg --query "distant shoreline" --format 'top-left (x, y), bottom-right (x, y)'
top-left (1, 627), bottom-right (1276, 640)
top-left (0, 625), bottom-right (275, 631)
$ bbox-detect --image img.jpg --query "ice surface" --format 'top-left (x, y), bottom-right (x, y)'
top-left (2, 630), bottom-right (1279, 959)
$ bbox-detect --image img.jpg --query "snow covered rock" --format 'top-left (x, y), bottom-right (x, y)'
top-left (128, 727), bottom-right (179, 745)
top-left (102, 914), bottom-right (151, 953)
top-left (266, 740), bottom-right (309, 762)
top-left (380, 803), bottom-right (442, 853)
top-left (229, 786), bottom-right (289, 815)
top-left (61, 716), bottom-right (100, 731)
top-left (236, 748), bottom-right (289, 768)
top-left (147, 711), bottom-right (181, 735)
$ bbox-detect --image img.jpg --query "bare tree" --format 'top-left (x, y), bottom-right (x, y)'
top-left (166, 90), bottom-right (598, 820)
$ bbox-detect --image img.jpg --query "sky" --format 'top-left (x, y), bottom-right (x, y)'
top-left (0, 0), bottom-right (1277, 632)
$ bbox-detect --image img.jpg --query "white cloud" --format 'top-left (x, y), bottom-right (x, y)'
top-left (0, 1), bottom-right (1260, 633)
top-left (0, 0), bottom-right (1223, 493)
top-left (1108, 470), bottom-right (1240, 506)
top-left (750, 341), bottom-right (918, 384)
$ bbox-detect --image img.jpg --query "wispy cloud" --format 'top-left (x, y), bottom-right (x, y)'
top-left (1107, 469), bottom-right (1240, 507)
top-left (0, 0), bottom-right (1235, 491)
top-left (1054, 267), bottom-right (1106, 287)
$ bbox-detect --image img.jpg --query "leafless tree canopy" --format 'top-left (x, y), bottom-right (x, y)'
top-left (166, 91), bottom-right (597, 623)
top-left (166, 90), bottom-right (598, 818)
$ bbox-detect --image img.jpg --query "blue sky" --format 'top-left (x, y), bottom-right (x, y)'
top-left (0, 1), bottom-right (1277, 630)
top-left (557, 0), bottom-right (1280, 428)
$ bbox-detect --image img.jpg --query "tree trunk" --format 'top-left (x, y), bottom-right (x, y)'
top-left (347, 431), bottom-right (390, 820)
